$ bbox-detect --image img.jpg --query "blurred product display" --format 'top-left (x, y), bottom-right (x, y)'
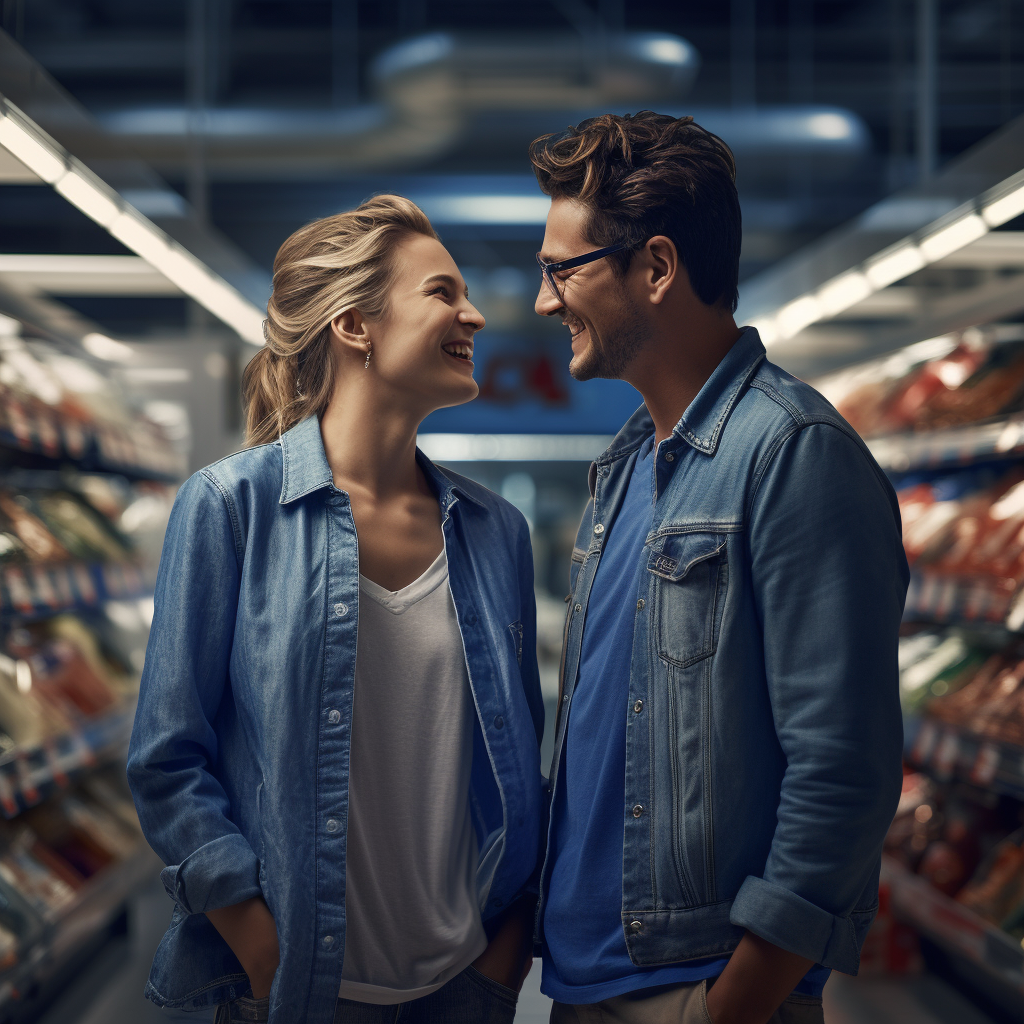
top-left (821, 325), bottom-right (1024, 1019)
top-left (0, 316), bottom-right (170, 1021)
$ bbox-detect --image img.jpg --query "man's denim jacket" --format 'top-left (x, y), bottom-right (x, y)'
top-left (537, 328), bottom-right (909, 976)
top-left (127, 415), bottom-right (545, 1024)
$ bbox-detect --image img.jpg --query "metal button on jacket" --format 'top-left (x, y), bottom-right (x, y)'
top-left (327, 709), bottom-right (341, 724)
top-left (632, 804), bottom-right (644, 818)
top-left (629, 920), bottom-right (643, 933)
top-left (593, 523), bottom-right (605, 535)
top-left (325, 818), bottom-right (340, 834)
top-left (334, 602), bottom-right (348, 617)
top-left (494, 715), bottom-right (505, 729)
top-left (664, 452), bottom-right (675, 462)
top-left (633, 699), bottom-right (643, 713)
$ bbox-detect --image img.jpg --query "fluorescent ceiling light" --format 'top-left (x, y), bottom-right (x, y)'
top-left (0, 98), bottom-right (267, 346)
top-left (54, 169), bottom-right (120, 227)
top-left (982, 183), bottom-right (1024, 227)
top-left (919, 213), bottom-right (988, 262)
top-left (121, 367), bottom-right (191, 383)
top-left (816, 271), bottom-right (872, 317)
top-left (750, 316), bottom-right (779, 346)
top-left (806, 113), bottom-right (853, 140)
top-left (637, 37), bottom-right (691, 65)
top-left (0, 112), bottom-right (64, 183)
top-left (776, 295), bottom-right (822, 339)
top-left (82, 332), bottom-right (134, 361)
top-left (417, 434), bottom-right (614, 462)
top-left (108, 212), bottom-right (171, 264)
top-left (865, 243), bottom-right (925, 289)
top-left (421, 195), bottom-right (550, 225)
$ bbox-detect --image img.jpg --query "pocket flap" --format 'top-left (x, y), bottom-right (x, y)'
top-left (647, 532), bottom-right (727, 581)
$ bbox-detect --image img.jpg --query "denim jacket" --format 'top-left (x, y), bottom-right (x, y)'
top-left (537, 328), bottom-right (909, 976)
top-left (127, 416), bottom-right (545, 1023)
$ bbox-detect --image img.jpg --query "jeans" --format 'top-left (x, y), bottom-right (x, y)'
top-left (549, 978), bottom-right (824, 1024)
top-left (215, 968), bottom-right (518, 1024)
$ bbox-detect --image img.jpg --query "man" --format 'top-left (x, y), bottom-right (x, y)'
top-left (531, 112), bottom-right (909, 1024)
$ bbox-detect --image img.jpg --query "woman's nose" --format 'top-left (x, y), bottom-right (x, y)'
top-left (459, 305), bottom-right (485, 331)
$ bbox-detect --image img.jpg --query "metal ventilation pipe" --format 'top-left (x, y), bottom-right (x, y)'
top-left (91, 32), bottom-right (700, 176)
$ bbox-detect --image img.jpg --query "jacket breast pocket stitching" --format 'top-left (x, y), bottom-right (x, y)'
top-left (647, 534), bottom-right (728, 668)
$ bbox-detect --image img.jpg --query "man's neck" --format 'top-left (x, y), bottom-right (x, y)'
top-left (626, 314), bottom-right (743, 444)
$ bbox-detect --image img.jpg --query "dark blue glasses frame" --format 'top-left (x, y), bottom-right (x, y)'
top-left (536, 243), bottom-right (628, 300)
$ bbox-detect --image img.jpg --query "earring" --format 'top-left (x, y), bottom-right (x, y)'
top-left (364, 344), bottom-right (371, 369)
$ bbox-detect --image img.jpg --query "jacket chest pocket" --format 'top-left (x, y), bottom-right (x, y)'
top-left (647, 531), bottom-right (729, 668)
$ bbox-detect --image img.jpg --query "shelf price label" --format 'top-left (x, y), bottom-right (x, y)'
top-left (933, 730), bottom-right (961, 779)
top-left (912, 720), bottom-right (941, 764)
top-left (971, 742), bottom-right (1001, 787)
top-left (0, 772), bottom-right (17, 818)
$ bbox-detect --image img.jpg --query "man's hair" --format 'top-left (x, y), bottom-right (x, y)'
top-left (529, 111), bottom-right (741, 312)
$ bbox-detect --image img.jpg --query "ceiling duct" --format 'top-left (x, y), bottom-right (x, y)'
top-left (92, 31), bottom-right (699, 176)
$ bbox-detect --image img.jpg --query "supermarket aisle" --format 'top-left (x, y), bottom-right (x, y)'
top-left (34, 876), bottom-right (558, 1024)
top-left (35, 874), bottom-right (1005, 1024)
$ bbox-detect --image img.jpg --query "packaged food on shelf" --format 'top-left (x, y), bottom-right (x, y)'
top-left (955, 828), bottom-right (1024, 939)
top-left (0, 822), bottom-right (80, 919)
top-left (5, 628), bottom-right (118, 722)
top-left (816, 325), bottom-right (1024, 440)
top-left (0, 331), bottom-right (184, 480)
top-left (0, 650), bottom-right (74, 748)
top-left (885, 770), bottom-right (1024, 944)
top-left (898, 629), bottom-right (988, 711)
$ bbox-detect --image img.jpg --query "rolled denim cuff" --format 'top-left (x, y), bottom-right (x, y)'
top-left (160, 832), bottom-right (263, 914)
top-left (729, 875), bottom-right (864, 974)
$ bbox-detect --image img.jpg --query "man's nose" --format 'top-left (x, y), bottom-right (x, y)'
top-left (535, 281), bottom-right (562, 317)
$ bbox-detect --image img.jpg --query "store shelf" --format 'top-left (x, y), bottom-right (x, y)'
top-left (905, 715), bottom-right (1024, 802)
top-left (0, 840), bottom-right (160, 1010)
top-left (904, 572), bottom-right (1021, 629)
top-left (0, 704), bottom-right (134, 819)
top-left (0, 561), bottom-right (152, 621)
top-left (882, 854), bottom-right (1024, 997)
top-left (866, 414), bottom-right (1024, 475)
top-left (0, 385), bottom-right (184, 482)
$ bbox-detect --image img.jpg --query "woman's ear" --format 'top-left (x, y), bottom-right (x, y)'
top-left (329, 309), bottom-right (371, 359)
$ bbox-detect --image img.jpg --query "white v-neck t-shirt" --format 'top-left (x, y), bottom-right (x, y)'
top-left (338, 549), bottom-right (487, 1004)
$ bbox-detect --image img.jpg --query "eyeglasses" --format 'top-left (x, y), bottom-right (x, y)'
top-left (536, 244), bottom-right (628, 302)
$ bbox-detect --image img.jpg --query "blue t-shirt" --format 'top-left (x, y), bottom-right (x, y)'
top-left (541, 435), bottom-right (830, 1003)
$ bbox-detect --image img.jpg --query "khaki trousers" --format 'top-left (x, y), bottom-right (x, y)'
top-left (550, 978), bottom-right (825, 1024)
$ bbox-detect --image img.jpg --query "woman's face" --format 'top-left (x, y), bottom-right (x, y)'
top-left (366, 233), bottom-right (484, 412)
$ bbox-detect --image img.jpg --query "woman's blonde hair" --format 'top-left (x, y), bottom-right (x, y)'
top-left (242, 194), bottom-right (439, 447)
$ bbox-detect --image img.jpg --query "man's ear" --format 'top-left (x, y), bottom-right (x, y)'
top-left (644, 235), bottom-right (679, 306)
top-left (329, 308), bottom-right (371, 357)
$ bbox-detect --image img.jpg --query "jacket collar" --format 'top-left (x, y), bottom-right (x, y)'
top-left (600, 326), bottom-right (766, 462)
top-left (278, 415), bottom-right (485, 509)
top-left (673, 326), bottom-right (766, 456)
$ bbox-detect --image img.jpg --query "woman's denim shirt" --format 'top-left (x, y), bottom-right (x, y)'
top-left (127, 416), bottom-right (545, 1024)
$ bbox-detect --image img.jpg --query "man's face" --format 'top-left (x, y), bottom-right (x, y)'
top-left (535, 198), bottom-right (649, 382)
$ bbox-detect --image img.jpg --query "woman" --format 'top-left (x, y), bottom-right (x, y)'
top-left (127, 195), bottom-right (545, 1024)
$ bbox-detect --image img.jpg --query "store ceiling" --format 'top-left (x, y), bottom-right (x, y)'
top-left (0, 1), bottom-right (1022, 380)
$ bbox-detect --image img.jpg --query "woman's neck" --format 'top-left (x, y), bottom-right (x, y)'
top-left (318, 375), bottom-right (426, 499)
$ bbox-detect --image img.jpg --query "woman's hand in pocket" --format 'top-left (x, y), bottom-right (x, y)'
top-left (206, 897), bottom-right (281, 999)
top-left (472, 896), bottom-right (535, 992)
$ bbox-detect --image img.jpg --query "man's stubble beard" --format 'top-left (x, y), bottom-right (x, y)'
top-left (567, 294), bottom-right (649, 382)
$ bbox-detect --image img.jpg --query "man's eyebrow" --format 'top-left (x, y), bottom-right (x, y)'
top-left (423, 272), bottom-right (469, 296)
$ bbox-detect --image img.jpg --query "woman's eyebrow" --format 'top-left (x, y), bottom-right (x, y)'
top-left (422, 273), bottom-right (469, 297)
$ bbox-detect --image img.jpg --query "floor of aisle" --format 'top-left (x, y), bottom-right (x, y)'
top-left (35, 878), bottom-right (1002, 1024)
